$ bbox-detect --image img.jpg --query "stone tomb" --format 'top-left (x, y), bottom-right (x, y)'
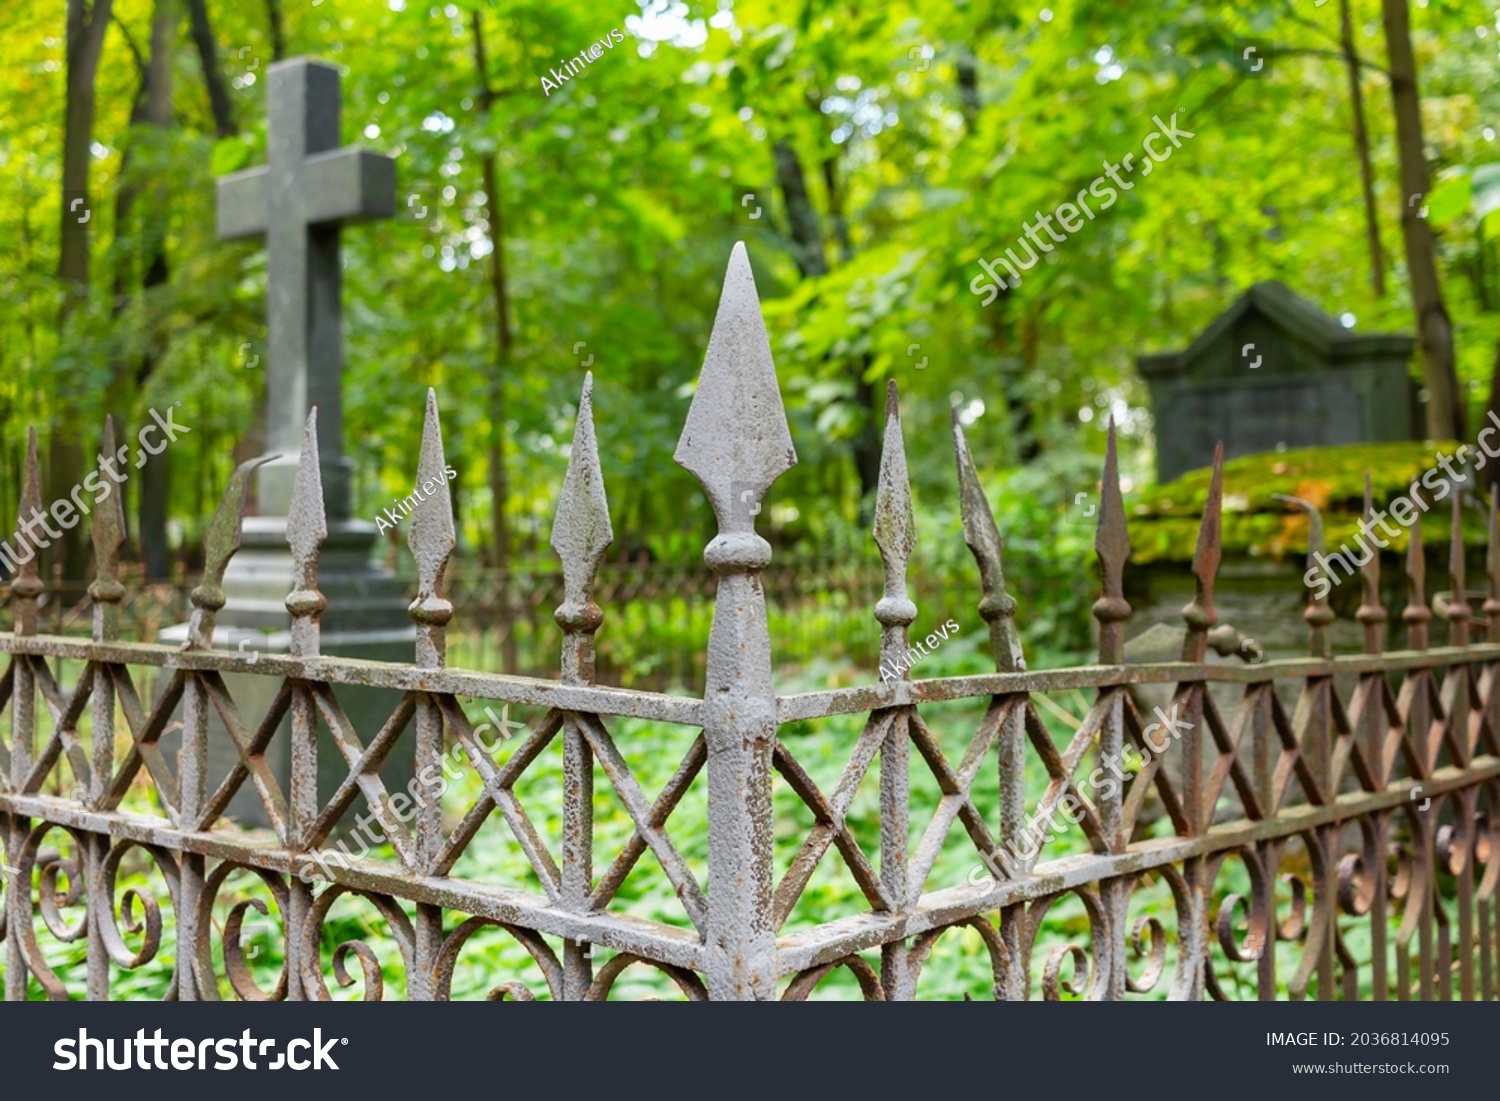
top-left (1138, 281), bottom-right (1417, 483)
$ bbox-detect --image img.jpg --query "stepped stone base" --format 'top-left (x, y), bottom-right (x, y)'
top-left (158, 517), bottom-right (414, 831)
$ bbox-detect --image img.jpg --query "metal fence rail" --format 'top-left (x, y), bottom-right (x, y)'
top-left (1, 244), bottom-right (1496, 1000)
top-left (8, 554), bottom-right (895, 693)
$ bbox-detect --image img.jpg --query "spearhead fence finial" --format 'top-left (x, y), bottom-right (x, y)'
top-left (185, 454), bottom-right (277, 651)
top-left (1092, 418), bottom-right (1131, 664)
top-left (674, 242), bottom-right (791, 1000)
top-left (286, 408), bottom-right (329, 658)
top-left (551, 372), bottom-right (613, 684)
top-left (873, 380), bottom-right (917, 666)
top-left (1273, 492), bottom-right (1334, 659)
top-left (1403, 482), bottom-right (1430, 650)
top-left (1355, 471), bottom-right (1387, 655)
top-left (951, 405), bottom-right (1023, 672)
top-left (408, 389), bottom-right (457, 668)
top-left (1486, 484), bottom-right (1500, 644)
top-left (1446, 488), bottom-right (1471, 646)
top-left (10, 428), bottom-right (44, 637)
top-left (1180, 441), bottom-right (1223, 662)
top-left (674, 241), bottom-right (797, 531)
top-left (89, 417), bottom-right (128, 643)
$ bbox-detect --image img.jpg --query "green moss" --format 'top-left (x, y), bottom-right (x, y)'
top-left (1129, 440), bottom-right (1490, 564)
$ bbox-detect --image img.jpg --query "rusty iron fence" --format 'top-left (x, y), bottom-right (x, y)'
top-left (2, 244), bottom-right (1498, 1001)
top-left (9, 555), bottom-right (894, 693)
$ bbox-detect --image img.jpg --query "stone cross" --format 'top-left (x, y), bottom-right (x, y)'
top-left (216, 58), bottom-right (395, 521)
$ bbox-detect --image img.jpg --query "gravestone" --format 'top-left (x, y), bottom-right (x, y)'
top-left (1138, 281), bottom-right (1418, 483)
top-left (160, 58), bottom-right (414, 829)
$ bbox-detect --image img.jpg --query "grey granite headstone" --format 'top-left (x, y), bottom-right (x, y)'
top-left (1139, 282), bottom-right (1418, 483)
top-left (161, 58), bottom-right (414, 829)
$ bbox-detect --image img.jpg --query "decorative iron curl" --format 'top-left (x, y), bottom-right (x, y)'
top-left (1126, 914), bottom-right (1168, 994)
top-left (195, 861), bottom-right (290, 1002)
top-left (1121, 871), bottom-right (1176, 996)
top-left (1203, 847), bottom-right (1268, 1001)
top-left (1280, 830), bottom-right (1337, 1000)
top-left (13, 823), bottom-right (93, 999)
top-left (1338, 851), bottom-right (1377, 917)
top-left (1026, 885), bottom-right (1106, 1001)
top-left (433, 916), bottom-right (564, 1001)
top-left (1436, 812), bottom-right (1475, 878)
top-left (1475, 805), bottom-right (1498, 903)
top-left (781, 955), bottom-right (885, 1001)
top-left (906, 915), bottom-right (1011, 999)
top-left (586, 953), bottom-right (709, 1001)
top-left (1276, 871), bottom-right (1310, 943)
top-left (38, 852), bottom-right (85, 943)
top-left (299, 884), bottom-right (414, 1001)
top-left (97, 838), bottom-right (178, 976)
top-left (1041, 944), bottom-right (1091, 1000)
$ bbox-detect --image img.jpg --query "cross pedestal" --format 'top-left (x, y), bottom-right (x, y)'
top-left (161, 59), bottom-right (415, 829)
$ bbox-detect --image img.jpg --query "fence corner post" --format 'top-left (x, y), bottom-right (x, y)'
top-left (675, 243), bottom-right (795, 1000)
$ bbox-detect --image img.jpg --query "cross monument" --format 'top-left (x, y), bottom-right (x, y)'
top-left (217, 57), bottom-right (395, 518)
top-left (181, 57), bottom-right (412, 829)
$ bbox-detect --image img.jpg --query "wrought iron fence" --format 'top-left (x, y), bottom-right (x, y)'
top-left (1, 244), bottom-right (1496, 1000)
top-left (8, 554), bottom-right (893, 693)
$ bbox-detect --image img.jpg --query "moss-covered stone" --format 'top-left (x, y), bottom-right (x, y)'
top-left (1128, 440), bottom-right (1490, 565)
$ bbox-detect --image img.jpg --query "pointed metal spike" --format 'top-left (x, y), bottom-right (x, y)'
top-left (408, 389), bottom-right (456, 666)
top-left (90, 416), bottom-right (127, 581)
top-left (552, 373), bottom-right (612, 685)
top-left (1403, 481), bottom-right (1430, 649)
top-left (872, 379), bottom-right (915, 581)
top-left (11, 427), bottom-right (44, 635)
top-left (872, 380), bottom-right (918, 676)
top-left (1355, 471), bottom-right (1387, 654)
top-left (1274, 492), bottom-right (1334, 658)
top-left (551, 371), bottom-right (613, 614)
top-left (1181, 441), bottom-right (1223, 661)
top-left (286, 409), bottom-right (329, 657)
top-left (1446, 482), bottom-right (1470, 645)
top-left (287, 408), bottom-right (328, 583)
top-left (951, 405), bottom-right (1024, 672)
top-left (673, 242), bottom-right (797, 530)
top-left (1487, 484), bottom-right (1500, 644)
top-left (185, 453), bottom-right (278, 651)
top-left (89, 417), bottom-right (128, 642)
top-left (1092, 417), bottom-right (1131, 664)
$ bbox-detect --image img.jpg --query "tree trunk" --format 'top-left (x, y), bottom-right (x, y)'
top-left (53, 0), bottom-right (115, 582)
top-left (1485, 330), bottom-right (1500, 491)
top-left (774, 138), bottom-right (882, 503)
top-left (956, 48), bottom-right (980, 134)
top-left (187, 0), bottom-right (236, 138)
top-left (1341, 0), bottom-right (1386, 298)
top-left (136, 0), bottom-right (178, 580)
top-left (773, 140), bottom-right (827, 279)
top-left (471, 9), bottom-right (517, 669)
top-left (265, 0), bottom-right (285, 61)
top-left (107, 0), bottom-right (176, 579)
top-left (1382, 0), bottom-right (1464, 440)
